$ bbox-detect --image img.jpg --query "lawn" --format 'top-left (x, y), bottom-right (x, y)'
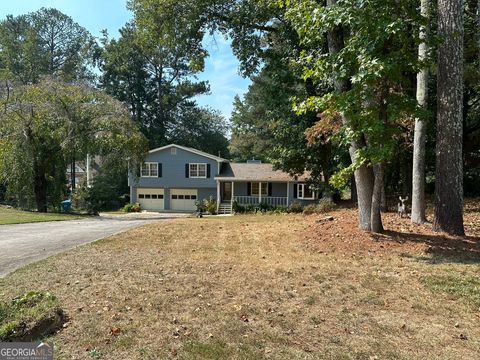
top-left (0, 204), bottom-right (479, 359)
top-left (0, 207), bottom-right (83, 225)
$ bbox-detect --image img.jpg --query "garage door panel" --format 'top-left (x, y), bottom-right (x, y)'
top-left (171, 189), bottom-right (197, 211)
top-left (137, 188), bottom-right (164, 211)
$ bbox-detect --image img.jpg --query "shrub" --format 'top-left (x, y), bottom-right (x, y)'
top-left (288, 202), bottom-right (303, 213)
top-left (302, 203), bottom-right (319, 215)
top-left (232, 201), bottom-right (245, 213)
top-left (123, 203), bottom-right (141, 213)
top-left (203, 196), bottom-right (217, 215)
top-left (302, 198), bottom-right (336, 215)
top-left (317, 197), bottom-right (336, 212)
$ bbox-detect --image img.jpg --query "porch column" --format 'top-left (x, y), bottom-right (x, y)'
top-left (286, 182), bottom-right (290, 206)
top-left (259, 182), bottom-right (262, 204)
top-left (216, 180), bottom-right (221, 211)
top-left (231, 181), bottom-right (235, 202)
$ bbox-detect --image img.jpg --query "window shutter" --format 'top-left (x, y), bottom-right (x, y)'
top-left (136, 164), bottom-right (141, 177)
top-left (185, 164), bottom-right (189, 178)
top-left (158, 163), bottom-right (162, 177)
top-left (268, 182), bottom-right (272, 196)
top-left (207, 164), bottom-right (211, 178)
top-left (293, 183), bottom-right (298, 198)
top-left (247, 182), bottom-right (251, 196)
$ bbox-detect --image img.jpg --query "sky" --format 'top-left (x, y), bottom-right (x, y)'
top-left (0, 0), bottom-right (251, 120)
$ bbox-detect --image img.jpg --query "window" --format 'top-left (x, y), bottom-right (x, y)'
top-left (141, 162), bottom-right (158, 177)
top-left (172, 195), bottom-right (178, 199)
top-left (189, 163), bottom-right (207, 178)
top-left (251, 182), bottom-right (268, 196)
top-left (298, 184), bottom-right (315, 199)
top-left (139, 194), bottom-right (145, 199)
top-left (171, 147), bottom-right (177, 155)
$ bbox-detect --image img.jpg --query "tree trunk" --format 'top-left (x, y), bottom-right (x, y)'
top-left (371, 164), bottom-right (385, 233)
top-left (381, 181), bottom-right (387, 212)
top-left (351, 174), bottom-right (357, 203)
top-left (326, 0), bottom-right (374, 231)
top-left (33, 159), bottom-right (48, 213)
top-left (412, 0), bottom-right (430, 224)
top-left (433, 0), bottom-right (465, 235)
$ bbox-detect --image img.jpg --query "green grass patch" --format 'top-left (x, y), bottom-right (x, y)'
top-left (0, 207), bottom-right (83, 225)
top-left (0, 291), bottom-right (65, 341)
top-left (421, 274), bottom-right (480, 307)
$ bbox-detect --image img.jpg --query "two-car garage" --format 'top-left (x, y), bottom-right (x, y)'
top-left (136, 188), bottom-right (198, 211)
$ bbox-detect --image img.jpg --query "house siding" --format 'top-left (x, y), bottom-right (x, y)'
top-left (129, 146), bottom-right (221, 210)
top-left (129, 147), bottom-right (219, 189)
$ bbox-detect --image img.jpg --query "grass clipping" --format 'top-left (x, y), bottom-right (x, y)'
top-left (0, 291), bottom-right (65, 341)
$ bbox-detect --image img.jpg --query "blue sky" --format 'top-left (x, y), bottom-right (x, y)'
top-left (0, 0), bottom-right (250, 120)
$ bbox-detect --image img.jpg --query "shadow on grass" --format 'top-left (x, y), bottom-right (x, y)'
top-left (371, 230), bottom-right (480, 264)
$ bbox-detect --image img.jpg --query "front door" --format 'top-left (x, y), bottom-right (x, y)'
top-left (222, 182), bottom-right (232, 201)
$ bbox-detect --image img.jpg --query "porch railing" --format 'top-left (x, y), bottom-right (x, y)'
top-left (233, 196), bottom-right (288, 207)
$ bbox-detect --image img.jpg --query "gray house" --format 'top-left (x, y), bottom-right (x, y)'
top-left (129, 144), bottom-right (318, 213)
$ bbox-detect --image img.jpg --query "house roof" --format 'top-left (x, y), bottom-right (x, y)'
top-left (215, 163), bottom-right (311, 182)
top-left (148, 144), bottom-right (228, 162)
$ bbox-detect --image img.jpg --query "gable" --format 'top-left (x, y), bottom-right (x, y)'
top-left (147, 144), bottom-right (226, 163)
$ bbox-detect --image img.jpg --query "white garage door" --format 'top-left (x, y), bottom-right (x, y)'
top-left (137, 188), bottom-right (164, 211)
top-left (171, 189), bottom-right (198, 211)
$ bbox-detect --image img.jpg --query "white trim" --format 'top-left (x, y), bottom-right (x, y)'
top-left (250, 182), bottom-right (268, 196)
top-left (215, 177), bottom-right (301, 182)
top-left (148, 144), bottom-right (227, 162)
top-left (141, 162), bottom-right (158, 177)
top-left (189, 163), bottom-right (207, 178)
top-left (286, 181), bottom-right (290, 204)
top-left (297, 183), bottom-right (316, 200)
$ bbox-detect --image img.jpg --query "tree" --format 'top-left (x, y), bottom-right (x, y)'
top-left (411, 0), bottom-right (430, 224)
top-left (285, 0), bottom-right (422, 232)
top-left (0, 8), bottom-right (97, 84)
top-left (100, 22), bottom-right (209, 147)
top-left (0, 79), bottom-right (147, 212)
top-left (433, 0), bottom-right (465, 235)
top-left (167, 106), bottom-right (229, 157)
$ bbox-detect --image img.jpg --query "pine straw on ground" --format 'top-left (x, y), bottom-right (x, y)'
top-left (0, 203), bottom-right (479, 360)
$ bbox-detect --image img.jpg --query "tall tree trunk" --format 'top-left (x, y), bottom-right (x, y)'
top-left (326, 0), bottom-right (374, 231)
top-left (33, 159), bottom-right (48, 213)
top-left (371, 164), bottom-right (385, 233)
top-left (434, 0), bottom-right (465, 235)
top-left (412, 0), bottom-right (430, 224)
top-left (381, 181), bottom-right (387, 212)
top-left (351, 174), bottom-right (357, 203)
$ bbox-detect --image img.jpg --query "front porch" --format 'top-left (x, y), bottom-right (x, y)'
top-left (216, 181), bottom-right (290, 212)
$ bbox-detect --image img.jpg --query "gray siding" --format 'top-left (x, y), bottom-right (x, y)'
top-left (230, 181), bottom-right (287, 197)
top-left (129, 147), bottom-right (220, 189)
top-left (198, 188), bottom-right (217, 202)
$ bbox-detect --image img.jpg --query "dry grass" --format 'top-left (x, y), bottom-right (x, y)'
top-left (0, 206), bottom-right (479, 359)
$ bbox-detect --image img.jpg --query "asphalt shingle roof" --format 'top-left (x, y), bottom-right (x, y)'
top-left (216, 163), bottom-right (310, 182)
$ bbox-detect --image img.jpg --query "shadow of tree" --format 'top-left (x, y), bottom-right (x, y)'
top-left (371, 230), bottom-right (480, 264)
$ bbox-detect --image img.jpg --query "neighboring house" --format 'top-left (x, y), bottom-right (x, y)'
top-left (128, 144), bottom-right (318, 213)
top-left (67, 155), bottom-right (101, 189)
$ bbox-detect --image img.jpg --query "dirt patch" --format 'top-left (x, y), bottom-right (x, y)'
top-left (301, 201), bottom-right (480, 262)
top-left (0, 291), bottom-right (67, 341)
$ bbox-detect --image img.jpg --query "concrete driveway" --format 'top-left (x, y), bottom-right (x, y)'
top-left (0, 212), bottom-right (188, 277)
